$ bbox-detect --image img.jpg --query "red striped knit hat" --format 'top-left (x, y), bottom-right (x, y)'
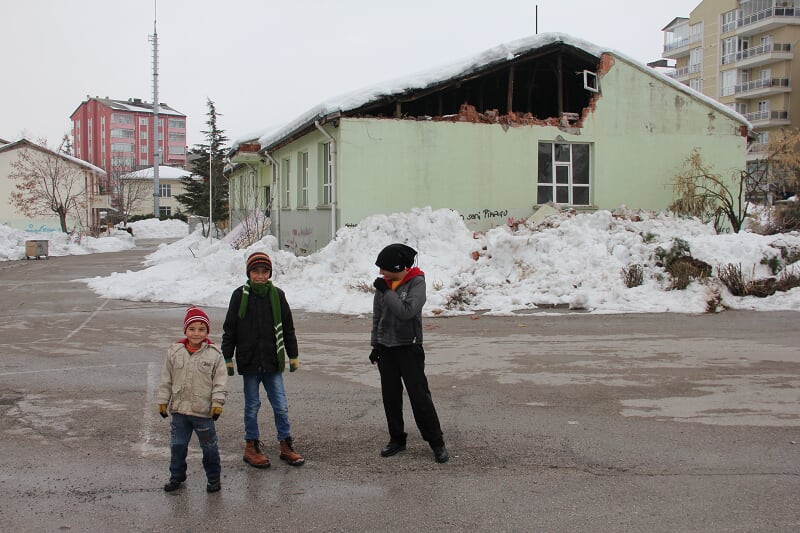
top-left (184, 306), bottom-right (210, 333)
top-left (246, 252), bottom-right (273, 279)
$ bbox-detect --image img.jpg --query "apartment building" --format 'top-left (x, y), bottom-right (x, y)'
top-left (663, 0), bottom-right (800, 194)
top-left (70, 96), bottom-right (187, 174)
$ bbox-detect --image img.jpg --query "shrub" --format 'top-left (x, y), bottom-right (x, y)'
top-left (621, 264), bottom-right (644, 288)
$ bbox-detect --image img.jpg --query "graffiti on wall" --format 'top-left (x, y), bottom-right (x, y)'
top-left (284, 226), bottom-right (316, 255)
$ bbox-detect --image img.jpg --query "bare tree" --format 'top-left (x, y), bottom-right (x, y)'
top-left (9, 138), bottom-right (90, 233)
top-left (229, 168), bottom-right (271, 248)
top-left (118, 178), bottom-right (154, 224)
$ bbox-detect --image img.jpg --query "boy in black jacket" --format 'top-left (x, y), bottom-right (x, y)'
top-left (221, 252), bottom-right (305, 468)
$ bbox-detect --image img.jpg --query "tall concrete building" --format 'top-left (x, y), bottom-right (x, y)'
top-left (70, 96), bottom-right (188, 215)
top-left (663, 0), bottom-right (800, 192)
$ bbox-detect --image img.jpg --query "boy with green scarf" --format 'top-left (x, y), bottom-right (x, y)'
top-left (221, 251), bottom-right (305, 468)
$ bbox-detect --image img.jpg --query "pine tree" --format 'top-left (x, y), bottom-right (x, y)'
top-left (175, 98), bottom-right (229, 224)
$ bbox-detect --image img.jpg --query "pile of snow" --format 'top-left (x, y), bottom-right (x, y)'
top-left (115, 218), bottom-right (188, 239)
top-left (82, 207), bottom-right (800, 316)
top-left (0, 224), bottom-right (135, 261)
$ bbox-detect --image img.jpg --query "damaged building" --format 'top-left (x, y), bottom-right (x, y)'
top-left (226, 33), bottom-right (749, 254)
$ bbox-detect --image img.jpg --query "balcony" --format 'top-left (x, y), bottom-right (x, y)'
top-left (744, 109), bottom-right (790, 127)
top-left (668, 62), bottom-right (702, 81)
top-left (734, 77), bottom-right (790, 97)
top-left (663, 34), bottom-right (702, 59)
top-left (732, 7), bottom-right (800, 37)
top-left (721, 42), bottom-right (793, 68)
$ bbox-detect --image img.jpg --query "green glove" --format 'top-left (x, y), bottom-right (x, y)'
top-left (289, 358), bottom-right (299, 372)
top-left (210, 406), bottom-right (222, 421)
top-left (225, 359), bottom-right (234, 376)
top-left (158, 404), bottom-right (168, 418)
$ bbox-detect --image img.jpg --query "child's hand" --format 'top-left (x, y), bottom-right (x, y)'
top-left (210, 406), bottom-right (223, 421)
top-left (225, 359), bottom-right (234, 376)
top-left (373, 277), bottom-right (389, 293)
top-left (158, 404), bottom-right (168, 418)
top-left (289, 358), bottom-right (299, 372)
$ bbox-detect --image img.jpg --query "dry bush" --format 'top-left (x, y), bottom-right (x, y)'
top-left (444, 286), bottom-right (477, 310)
top-left (776, 270), bottom-right (800, 292)
top-left (718, 263), bottom-right (747, 296)
top-left (621, 264), bottom-right (644, 288)
top-left (667, 256), bottom-right (712, 290)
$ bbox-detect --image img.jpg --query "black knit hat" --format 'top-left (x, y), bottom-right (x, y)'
top-left (375, 243), bottom-right (417, 272)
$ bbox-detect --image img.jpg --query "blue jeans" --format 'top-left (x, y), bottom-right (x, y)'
top-left (242, 372), bottom-right (291, 442)
top-left (168, 414), bottom-right (220, 481)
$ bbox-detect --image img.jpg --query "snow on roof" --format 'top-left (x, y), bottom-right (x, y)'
top-left (256, 32), bottom-right (749, 151)
top-left (121, 165), bottom-right (194, 180)
top-left (0, 138), bottom-right (106, 175)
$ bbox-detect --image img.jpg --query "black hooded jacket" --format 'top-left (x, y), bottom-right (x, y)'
top-left (221, 285), bottom-right (298, 374)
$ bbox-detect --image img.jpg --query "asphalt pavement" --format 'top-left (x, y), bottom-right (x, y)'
top-left (0, 239), bottom-right (798, 532)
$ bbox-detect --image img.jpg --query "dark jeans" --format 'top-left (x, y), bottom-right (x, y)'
top-left (168, 413), bottom-right (221, 481)
top-left (377, 344), bottom-right (444, 447)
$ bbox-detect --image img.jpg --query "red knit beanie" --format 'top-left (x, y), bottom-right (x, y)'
top-left (246, 252), bottom-right (273, 278)
top-left (184, 306), bottom-right (210, 333)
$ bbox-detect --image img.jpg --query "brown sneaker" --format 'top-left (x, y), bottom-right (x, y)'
top-left (279, 437), bottom-right (305, 466)
top-left (243, 439), bottom-right (270, 468)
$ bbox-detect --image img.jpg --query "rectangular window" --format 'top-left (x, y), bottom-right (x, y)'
top-left (139, 117), bottom-right (148, 126)
top-left (159, 206), bottom-right (172, 217)
top-left (140, 130), bottom-right (148, 139)
top-left (140, 157), bottom-right (148, 166)
top-left (112, 156), bottom-right (135, 167)
top-left (112, 113), bottom-right (133, 124)
top-left (721, 70), bottom-right (737, 96)
top-left (111, 143), bottom-right (134, 152)
top-left (140, 145), bottom-right (148, 154)
top-left (111, 128), bottom-right (135, 139)
top-left (282, 159), bottom-right (291, 208)
top-left (168, 132), bottom-right (185, 143)
top-left (168, 145), bottom-right (185, 155)
top-left (322, 142), bottom-right (333, 205)
top-left (689, 77), bottom-right (703, 92)
top-left (159, 184), bottom-right (171, 197)
top-left (168, 118), bottom-right (185, 129)
top-left (297, 152), bottom-right (309, 207)
top-left (537, 142), bottom-right (590, 206)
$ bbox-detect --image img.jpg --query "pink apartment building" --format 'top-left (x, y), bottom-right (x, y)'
top-left (70, 96), bottom-right (187, 175)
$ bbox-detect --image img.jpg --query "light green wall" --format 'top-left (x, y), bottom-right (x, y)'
top-left (255, 54), bottom-right (747, 251)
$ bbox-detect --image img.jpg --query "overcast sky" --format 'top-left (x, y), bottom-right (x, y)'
top-left (3, 0), bottom-right (700, 150)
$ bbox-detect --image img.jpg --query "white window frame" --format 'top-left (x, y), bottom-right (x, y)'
top-left (298, 152), bottom-right (309, 207)
top-left (537, 142), bottom-right (591, 206)
top-left (322, 142), bottom-right (333, 205)
top-left (282, 159), bottom-right (291, 208)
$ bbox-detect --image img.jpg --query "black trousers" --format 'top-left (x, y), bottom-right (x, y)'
top-left (377, 344), bottom-right (444, 447)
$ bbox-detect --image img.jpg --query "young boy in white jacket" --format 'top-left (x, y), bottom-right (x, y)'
top-left (157, 306), bottom-right (228, 493)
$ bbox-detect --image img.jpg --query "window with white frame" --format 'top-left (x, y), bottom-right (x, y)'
top-left (537, 142), bottom-right (590, 206)
top-left (689, 77), bottom-right (703, 92)
top-left (298, 152), bottom-right (309, 207)
top-left (159, 206), bottom-right (172, 218)
top-left (111, 143), bottom-right (133, 152)
top-left (140, 145), bottom-right (148, 154)
top-left (140, 158), bottom-right (148, 166)
top-left (168, 118), bottom-right (185, 129)
top-left (140, 117), bottom-right (148, 126)
top-left (282, 159), bottom-right (291, 208)
top-left (112, 113), bottom-right (133, 124)
top-left (689, 47), bottom-right (703, 72)
top-left (721, 69), bottom-right (737, 96)
top-left (168, 132), bottom-right (185, 143)
top-left (168, 145), bottom-right (185, 155)
top-left (322, 142), bottom-right (333, 205)
top-left (111, 128), bottom-right (134, 138)
top-left (159, 184), bottom-right (171, 197)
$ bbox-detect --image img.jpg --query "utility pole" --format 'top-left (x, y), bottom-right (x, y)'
top-left (149, 1), bottom-right (160, 217)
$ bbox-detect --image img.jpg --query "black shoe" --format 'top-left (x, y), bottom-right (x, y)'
top-left (206, 478), bottom-right (221, 493)
top-left (433, 446), bottom-right (449, 463)
top-left (163, 477), bottom-right (185, 492)
top-left (380, 441), bottom-right (406, 457)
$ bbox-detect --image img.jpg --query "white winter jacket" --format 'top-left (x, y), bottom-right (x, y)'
top-left (157, 341), bottom-right (227, 418)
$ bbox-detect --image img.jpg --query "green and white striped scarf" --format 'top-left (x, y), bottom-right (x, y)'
top-left (238, 280), bottom-right (287, 372)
